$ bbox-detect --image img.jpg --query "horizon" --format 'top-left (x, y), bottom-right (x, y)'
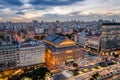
top-left (0, 0), bottom-right (120, 22)
top-left (0, 19), bottom-right (119, 23)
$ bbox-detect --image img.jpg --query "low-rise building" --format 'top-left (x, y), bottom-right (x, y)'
top-left (73, 32), bottom-right (87, 46)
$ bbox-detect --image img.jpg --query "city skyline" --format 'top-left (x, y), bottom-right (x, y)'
top-left (0, 0), bottom-right (120, 22)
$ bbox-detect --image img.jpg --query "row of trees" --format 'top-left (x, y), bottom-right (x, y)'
top-left (8, 67), bottom-right (52, 80)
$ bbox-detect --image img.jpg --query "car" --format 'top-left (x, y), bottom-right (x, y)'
top-left (83, 69), bottom-right (89, 72)
top-left (78, 71), bottom-right (84, 74)
top-left (91, 68), bottom-right (97, 71)
top-left (97, 66), bottom-right (102, 69)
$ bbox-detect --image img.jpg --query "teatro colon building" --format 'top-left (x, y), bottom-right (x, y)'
top-left (43, 34), bottom-right (83, 69)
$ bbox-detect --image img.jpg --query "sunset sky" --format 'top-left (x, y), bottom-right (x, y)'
top-left (0, 0), bottom-right (120, 22)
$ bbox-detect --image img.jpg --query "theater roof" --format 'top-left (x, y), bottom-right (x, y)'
top-left (43, 34), bottom-right (76, 47)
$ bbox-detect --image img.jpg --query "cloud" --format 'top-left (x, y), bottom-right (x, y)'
top-left (32, 6), bottom-right (50, 10)
top-left (0, 5), bottom-right (5, 9)
top-left (0, 17), bottom-right (2, 21)
top-left (0, 0), bottom-right (120, 22)
top-left (39, 12), bottom-right (120, 22)
top-left (0, 0), bottom-right (24, 14)
top-left (0, 0), bottom-right (23, 6)
top-left (69, 11), bottom-right (81, 16)
top-left (16, 11), bottom-right (25, 15)
top-left (29, 0), bottom-right (85, 6)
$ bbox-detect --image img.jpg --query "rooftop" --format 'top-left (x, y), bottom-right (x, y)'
top-left (44, 34), bottom-right (67, 45)
top-left (102, 23), bottom-right (120, 25)
top-left (20, 40), bottom-right (44, 48)
top-left (46, 44), bottom-right (79, 52)
top-left (86, 35), bottom-right (100, 40)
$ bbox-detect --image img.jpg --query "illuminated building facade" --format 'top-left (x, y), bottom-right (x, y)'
top-left (43, 34), bottom-right (83, 69)
top-left (100, 23), bottom-right (120, 55)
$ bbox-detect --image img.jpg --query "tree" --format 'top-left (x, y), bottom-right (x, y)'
top-left (21, 77), bottom-right (32, 80)
top-left (32, 67), bottom-right (52, 80)
top-left (73, 63), bottom-right (78, 68)
top-left (0, 63), bottom-right (5, 68)
top-left (89, 78), bottom-right (94, 80)
top-left (66, 34), bottom-right (73, 39)
top-left (114, 54), bottom-right (119, 58)
top-left (8, 67), bottom-right (52, 80)
top-left (7, 61), bottom-right (16, 67)
top-left (91, 72), bottom-right (99, 79)
top-left (44, 72), bottom-right (52, 80)
top-left (73, 72), bottom-right (79, 76)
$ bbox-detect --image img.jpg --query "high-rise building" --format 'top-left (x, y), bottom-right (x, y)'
top-left (5, 21), bottom-right (13, 30)
top-left (32, 20), bottom-right (40, 28)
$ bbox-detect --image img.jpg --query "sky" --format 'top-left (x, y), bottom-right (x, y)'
top-left (0, 0), bottom-right (120, 22)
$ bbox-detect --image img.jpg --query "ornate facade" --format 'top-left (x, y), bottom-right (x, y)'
top-left (43, 34), bottom-right (83, 69)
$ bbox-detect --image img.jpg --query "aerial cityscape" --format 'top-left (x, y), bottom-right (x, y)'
top-left (0, 0), bottom-right (120, 80)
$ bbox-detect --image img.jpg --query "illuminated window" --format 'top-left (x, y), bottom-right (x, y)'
top-left (66, 50), bottom-right (72, 53)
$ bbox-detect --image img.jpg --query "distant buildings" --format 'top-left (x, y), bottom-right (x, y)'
top-left (43, 34), bottom-right (83, 69)
top-left (74, 32), bottom-right (87, 46)
top-left (56, 27), bottom-right (62, 33)
top-left (63, 27), bottom-right (73, 35)
top-left (34, 26), bottom-right (44, 34)
top-left (33, 20), bottom-right (45, 34)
